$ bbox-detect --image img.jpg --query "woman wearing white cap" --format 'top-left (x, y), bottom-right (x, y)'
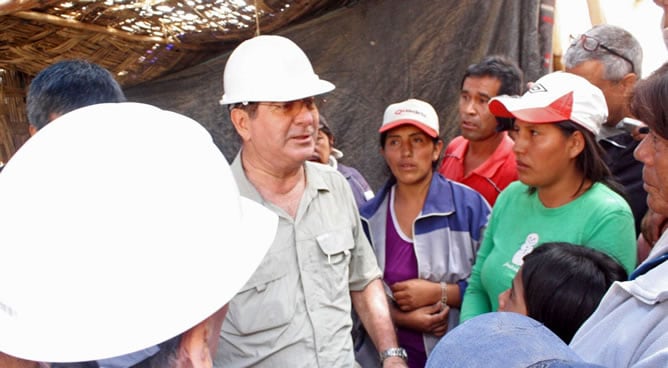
top-left (460, 71), bottom-right (637, 322)
top-left (356, 99), bottom-right (491, 367)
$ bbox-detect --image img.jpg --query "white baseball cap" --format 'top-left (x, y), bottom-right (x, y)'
top-left (0, 102), bottom-right (277, 362)
top-left (488, 71), bottom-right (607, 135)
top-left (379, 98), bottom-right (440, 138)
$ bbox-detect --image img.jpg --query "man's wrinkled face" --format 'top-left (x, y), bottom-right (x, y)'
top-left (635, 130), bottom-right (668, 216)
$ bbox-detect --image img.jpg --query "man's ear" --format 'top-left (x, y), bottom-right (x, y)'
top-left (28, 111), bottom-right (63, 136)
top-left (621, 72), bottom-right (638, 95)
top-left (230, 108), bottom-right (252, 142)
top-left (48, 112), bottom-right (61, 123)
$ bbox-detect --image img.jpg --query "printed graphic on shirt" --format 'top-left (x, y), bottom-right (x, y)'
top-left (504, 233), bottom-right (539, 272)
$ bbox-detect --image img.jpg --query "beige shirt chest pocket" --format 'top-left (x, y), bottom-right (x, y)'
top-left (316, 230), bottom-right (354, 266)
top-left (312, 230), bottom-right (355, 301)
top-left (222, 254), bottom-right (296, 335)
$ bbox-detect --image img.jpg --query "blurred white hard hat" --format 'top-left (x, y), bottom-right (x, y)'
top-left (0, 102), bottom-right (277, 362)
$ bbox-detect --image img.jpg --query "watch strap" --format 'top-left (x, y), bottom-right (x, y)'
top-left (380, 347), bottom-right (408, 362)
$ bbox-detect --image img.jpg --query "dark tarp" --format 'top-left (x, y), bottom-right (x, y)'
top-left (126, 0), bottom-right (554, 191)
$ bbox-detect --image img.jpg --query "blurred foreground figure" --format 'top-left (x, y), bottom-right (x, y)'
top-left (0, 102), bottom-right (277, 367)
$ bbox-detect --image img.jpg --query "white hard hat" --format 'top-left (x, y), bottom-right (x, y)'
top-left (0, 102), bottom-right (278, 362)
top-left (219, 35), bottom-right (335, 104)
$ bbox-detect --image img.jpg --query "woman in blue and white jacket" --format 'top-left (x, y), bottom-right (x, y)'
top-left (355, 99), bottom-right (491, 368)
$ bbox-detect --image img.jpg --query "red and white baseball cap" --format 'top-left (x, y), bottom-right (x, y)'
top-left (379, 98), bottom-right (439, 138)
top-left (489, 71), bottom-right (607, 135)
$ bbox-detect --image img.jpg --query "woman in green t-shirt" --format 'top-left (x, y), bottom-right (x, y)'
top-left (460, 71), bottom-right (637, 322)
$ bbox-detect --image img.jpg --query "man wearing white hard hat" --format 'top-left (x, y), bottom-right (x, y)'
top-left (0, 102), bottom-right (278, 367)
top-left (217, 35), bottom-right (407, 368)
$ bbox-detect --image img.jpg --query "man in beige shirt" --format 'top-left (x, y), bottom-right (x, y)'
top-left (216, 35), bottom-right (408, 368)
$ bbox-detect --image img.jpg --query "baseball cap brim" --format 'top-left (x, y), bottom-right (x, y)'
top-left (378, 119), bottom-right (439, 138)
top-left (0, 102), bottom-right (277, 362)
top-left (489, 95), bottom-right (572, 124)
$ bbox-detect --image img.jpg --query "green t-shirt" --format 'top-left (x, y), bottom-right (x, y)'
top-left (460, 181), bottom-right (637, 322)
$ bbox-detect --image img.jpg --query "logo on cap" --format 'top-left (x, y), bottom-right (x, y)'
top-left (394, 108), bottom-right (428, 118)
top-left (528, 83), bottom-right (548, 94)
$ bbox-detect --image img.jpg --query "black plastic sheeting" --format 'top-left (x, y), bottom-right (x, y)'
top-left (126, 0), bottom-right (554, 191)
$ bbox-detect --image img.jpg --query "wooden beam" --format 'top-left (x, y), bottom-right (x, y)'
top-left (11, 10), bottom-right (171, 44)
top-left (9, 10), bottom-right (208, 51)
top-left (0, 0), bottom-right (62, 16)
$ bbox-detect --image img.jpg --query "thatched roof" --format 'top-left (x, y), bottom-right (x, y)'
top-left (0, 0), bottom-right (348, 162)
top-left (0, 0), bottom-right (346, 86)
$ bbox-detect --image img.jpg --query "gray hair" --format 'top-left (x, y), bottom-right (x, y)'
top-left (563, 24), bottom-right (643, 81)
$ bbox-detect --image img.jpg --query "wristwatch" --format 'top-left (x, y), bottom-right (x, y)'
top-left (380, 347), bottom-right (408, 363)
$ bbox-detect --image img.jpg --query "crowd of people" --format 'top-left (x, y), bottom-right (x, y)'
top-left (1, 14), bottom-right (667, 368)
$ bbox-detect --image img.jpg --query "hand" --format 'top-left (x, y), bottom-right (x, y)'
top-left (396, 302), bottom-right (449, 336)
top-left (382, 356), bottom-right (409, 368)
top-left (641, 209), bottom-right (668, 246)
top-left (391, 279), bottom-right (439, 311)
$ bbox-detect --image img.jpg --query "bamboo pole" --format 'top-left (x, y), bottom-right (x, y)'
top-left (553, 2), bottom-right (563, 71)
top-left (587, 0), bottom-right (606, 25)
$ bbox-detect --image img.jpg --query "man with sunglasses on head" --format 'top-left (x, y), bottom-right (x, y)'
top-left (215, 35), bottom-right (407, 368)
top-left (564, 24), bottom-right (648, 241)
